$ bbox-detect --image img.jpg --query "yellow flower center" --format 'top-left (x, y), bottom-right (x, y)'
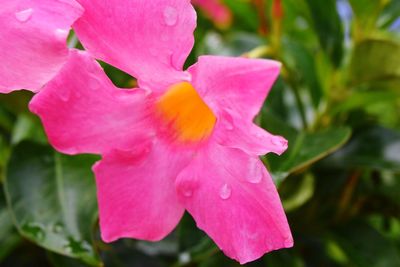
top-left (156, 82), bottom-right (217, 143)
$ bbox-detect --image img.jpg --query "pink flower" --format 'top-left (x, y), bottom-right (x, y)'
top-left (30, 0), bottom-right (292, 263)
top-left (192, 0), bottom-right (232, 27)
top-left (0, 0), bottom-right (83, 93)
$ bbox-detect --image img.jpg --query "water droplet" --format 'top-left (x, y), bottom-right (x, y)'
top-left (54, 29), bottom-right (68, 40)
top-left (247, 158), bottom-right (263, 183)
top-left (52, 223), bottom-right (64, 233)
top-left (59, 91), bottom-right (70, 102)
top-left (15, 8), bottom-right (33, 22)
top-left (163, 6), bottom-right (178, 26)
top-left (179, 252), bottom-right (191, 264)
top-left (22, 222), bottom-right (45, 241)
top-left (64, 238), bottom-right (91, 254)
top-left (182, 188), bottom-right (193, 197)
top-left (219, 183), bottom-right (231, 200)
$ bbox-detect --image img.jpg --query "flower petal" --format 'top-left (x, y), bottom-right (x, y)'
top-left (0, 0), bottom-right (83, 93)
top-left (213, 110), bottom-right (288, 156)
top-left (189, 55), bottom-right (281, 121)
top-left (73, 0), bottom-right (196, 92)
top-left (30, 50), bottom-right (154, 155)
top-left (176, 143), bottom-right (293, 264)
top-left (94, 140), bottom-right (191, 242)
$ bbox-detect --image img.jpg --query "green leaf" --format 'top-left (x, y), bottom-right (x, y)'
top-left (0, 187), bottom-right (20, 261)
top-left (349, 39), bottom-right (400, 86)
top-left (334, 221), bottom-right (400, 267)
top-left (267, 126), bottom-right (352, 179)
top-left (48, 252), bottom-right (91, 267)
top-left (331, 90), bottom-right (400, 115)
top-left (224, 0), bottom-right (258, 31)
top-left (327, 126), bottom-right (400, 171)
top-left (304, 0), bottom-right (344, 67)
top-left (196, 31), bottom-right (264, 57)
top-left (4, 142), bottom-right (101, 266)
top-left (11, 114), bottom-right (47, 145)
top-left (282, 174), bottom-right (315, 212)
top-left (282, 41), bottom-right (324, 108)
top-left (379, 0), bottom-right (400, 28)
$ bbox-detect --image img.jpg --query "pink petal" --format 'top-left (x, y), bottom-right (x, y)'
top-left (94, 140), bottom-right (192, 242)
top-left (30, 50), bottom-right (155, 155)
top-left (213, 110), bottom-right (288, 156)
top-left (176, 143), bottom-right (293, 264)
top-left (0, 0), bottom-right (83, 93)
top-left (189, 56), bottom-right (281, 121)
top-left (192, 0), bottom-right (232, 26)
top-left (73, 0), bottom-right (196, 93)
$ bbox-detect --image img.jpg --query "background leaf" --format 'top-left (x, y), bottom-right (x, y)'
top-left (4, 142), bottom-right (101, 266)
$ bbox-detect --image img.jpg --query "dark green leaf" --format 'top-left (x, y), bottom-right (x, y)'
top-left (327, 126), bottom-right (400, 171)
top-left (267, 126), bottom-right (351, 179)
top-left (0, 187), bottom-right (20, 261)
top-left (304, 0), bottom-right (344, 67)
top-left (334, 221), bottom-right (400, 267)
top-left (282, 40), bottom-right (324, 108)
top-left (4, 142), bottom-right (101, 266)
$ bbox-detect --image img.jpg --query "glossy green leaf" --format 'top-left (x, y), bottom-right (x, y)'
top-left (11, 114), bottom-right (47, 145)
top-left (327, 126), bottom-right (400, 171)
top-left (331, 90), bottom-right (400, 115)
top-left (196, 31), bottom-right (264, 57)
top-left (267, 126), bottom-right (352, 179)
top-left (304, 0), bottom-right (344, 67)
top-left (4, 142), bottom-right (101, 266)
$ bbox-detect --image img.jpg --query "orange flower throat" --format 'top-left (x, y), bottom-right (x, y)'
top-left (156, 82), bottom-right (217, 142)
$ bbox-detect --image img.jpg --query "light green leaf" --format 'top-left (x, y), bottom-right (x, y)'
top-left (349, 39), bottom-right (400, 86)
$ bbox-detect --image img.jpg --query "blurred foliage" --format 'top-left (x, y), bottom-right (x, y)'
top-left (1, 0), bottom-right (400, 266)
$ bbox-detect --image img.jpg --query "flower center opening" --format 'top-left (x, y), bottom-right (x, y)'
top-left (156, 82), bottom-right (217, 143)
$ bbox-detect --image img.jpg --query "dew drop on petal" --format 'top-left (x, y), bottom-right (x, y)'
top-left (183, 188), bottom-right (193, 197)
top-left (59, 91), bottom-right (70, 102)
top-left (219, 183), bottom-right (232, 200)
top-left (247, 158), bottom-right (263, 184)
top-left (54, 29), bottom-right (68, 40)
top-left (15, 8), bottom-right (33, 22)
top-left (163, 6), bottom-right (178, 26)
